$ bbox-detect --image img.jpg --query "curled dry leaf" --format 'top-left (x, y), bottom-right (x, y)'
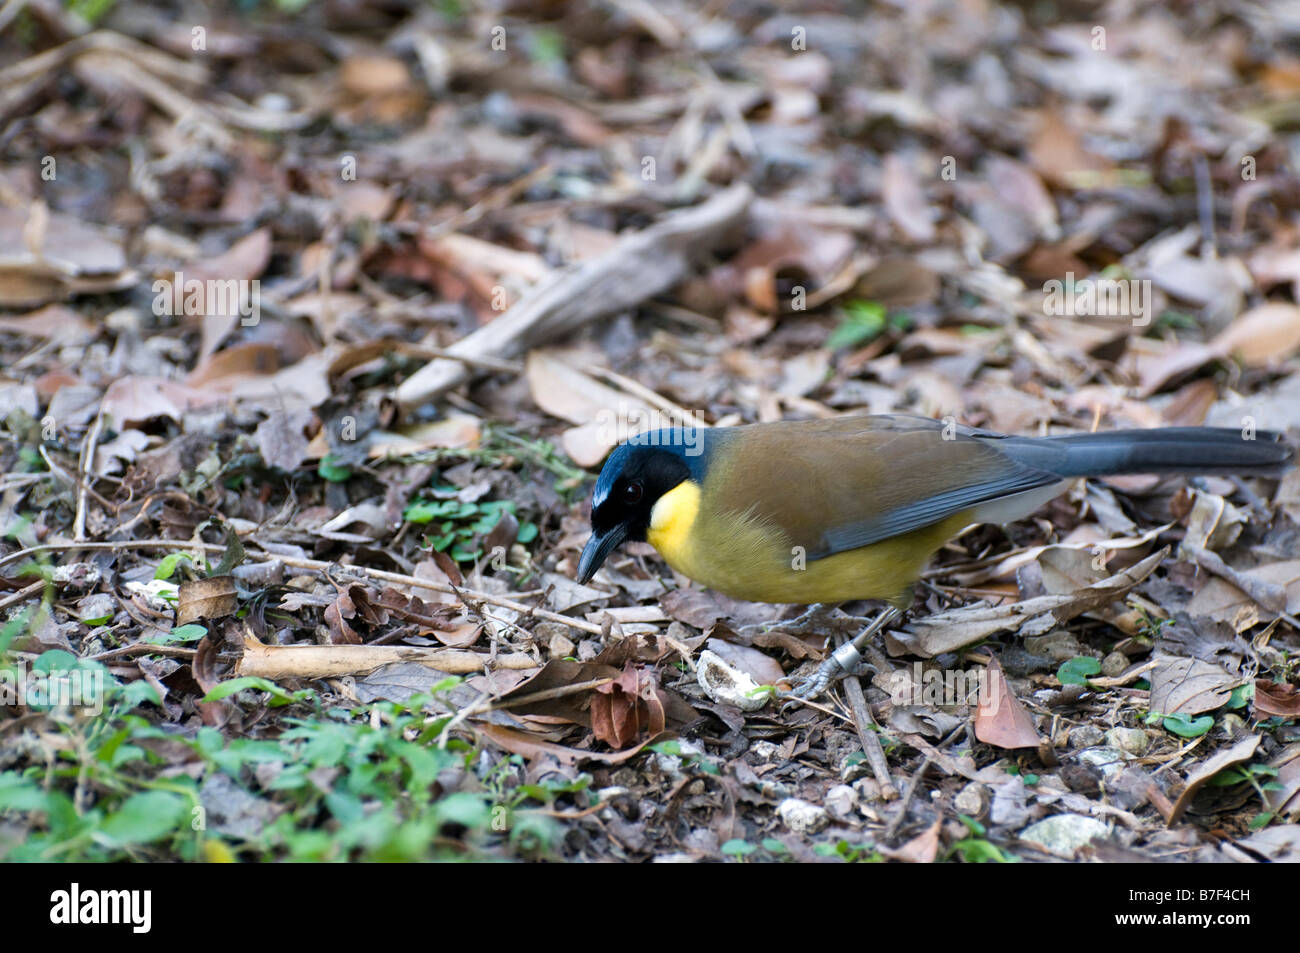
top-left (891, 548), bottom-right (1166, 657)
top-left (1167, 734), bottom-right (1261, 827)
top-left (1255, 679), bottom-right (1300, 719)
top-left (591, 661), bottom-right (668, 748)
top-left (324, 584), bottom-right (391, 645)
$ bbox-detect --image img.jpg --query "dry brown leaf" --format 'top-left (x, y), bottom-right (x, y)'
top-left (1211, 303), bottom-right (1300, 368)
top-left (590, 661), bottom-right (667, 748)
top-left (880, 819), bottom-right (941, 863)
top-left (891, 548), bottom-right (1166, 657)
top-left (974, 657), bottom-right (1042, 749)
top-left (186, 342), bottom-right (281, 389)
top-left (1186, 559), bottom-right (1300, 623)
top-left (100, 376), bottom-right (211, 428)
top-left (1027, 109), bottom-right (1115, 189)
top-left (703, 637), bottom-right (785, 686)
top-left (881, 154), bottom-right (935, 243)
top-left (1148, 655), bottom-right (1237, 716)
top-left (176, 576), bottom-right (238, 625)
top-left (1255, 680), bottom-right (1300, 719)
top-left (1263, 755), bottom-right (1300, 817)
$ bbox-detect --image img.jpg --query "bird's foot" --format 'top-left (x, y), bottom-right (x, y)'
top-left (782, 606), bottom-right (901, 700)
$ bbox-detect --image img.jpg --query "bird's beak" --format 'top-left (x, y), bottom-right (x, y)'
top-left (577, 526), bottom-right (626, 584)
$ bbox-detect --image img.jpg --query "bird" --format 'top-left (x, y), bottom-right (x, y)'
top-left (576, 414), bottom-right (1294, 695)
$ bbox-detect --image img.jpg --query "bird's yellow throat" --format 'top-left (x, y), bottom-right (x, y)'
top-left (646, 479), bottom-right (701, 566)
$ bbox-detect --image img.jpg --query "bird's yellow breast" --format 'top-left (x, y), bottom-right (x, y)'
top-left (644, 478), bottom-right (969, 607)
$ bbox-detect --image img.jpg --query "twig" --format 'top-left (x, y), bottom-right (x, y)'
top-left (884, 756), bottom-right (932, 841)
top-left (586, 365), bottom-right (709, 427)
top-left (395, 184), bottom-right (752, 408)
top-left (0, 0), bottom-right (27, 39)
top-left (86, 643), bottom-right (198, 662)
top-left (436, 675), bottom-right (615, 747)
top-left (407, 164), bottom-right (556, 242)
top-left (0, 538), bottom-right (606, 636)
top-left (38, 444), bottom-right (114, 512)
top-left (464, 675), bottom-right (614, 716)
top-left (237, 632), bottom-right (537, 679)
top-left (842, 673), bottom-right (898, 800)
top-left (74, 412), bottom-right (104, 542)
top-left (0, 580), bottom-right (44, 612)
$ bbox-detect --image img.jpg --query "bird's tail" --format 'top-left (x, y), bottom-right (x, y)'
top-left (993, 427), bottom-right (1295, 479)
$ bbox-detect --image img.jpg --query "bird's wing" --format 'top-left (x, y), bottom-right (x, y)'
top-left (716, 416), bottom-right (1062, 560)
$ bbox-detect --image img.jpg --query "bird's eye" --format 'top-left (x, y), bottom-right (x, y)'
top-left (623, 481), bottom-right (643, 505)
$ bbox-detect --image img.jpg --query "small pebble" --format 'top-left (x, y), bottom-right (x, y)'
top-left (778, 798), bottom-right (829, 835)
top-left (1104, 727), bottom-right (1150, 756)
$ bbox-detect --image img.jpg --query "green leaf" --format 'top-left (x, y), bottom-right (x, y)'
top-left (517, 522), bottom-right (539, 544)
top-left (951, 837), bottom-right (1014, 863)
top-left (99, 791), bottom-right (188, 845)
top-left (122, 680), bottom-right (161, 708)
top-left (721, 839), bottom-right (758, 856)
top-left (154, 553), bottom-right (193, 581)
top-left (149, 623), bottom-right (207, 645)
top-left (0, 771), bottom-right (48, 811)
top-left (434, 792), bottom-right (491, 829)
top-left (826, 300), bottom-right (887, 351)
top-left (203, 676), bottom-right (311, 707)
top-left (1162, 713), bottom-right (1214, 738)
top-left (32, 649), bottom-right (79, 673)
top-left (405, 499), bottom-right (454, 523)
top-left (1057, 656), bottom-right (1102, 686)
top-left (318, 455), bottom-right (351, 483)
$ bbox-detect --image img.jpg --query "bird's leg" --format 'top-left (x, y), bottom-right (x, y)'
top-left (787, 606), bottom-right (901, 699)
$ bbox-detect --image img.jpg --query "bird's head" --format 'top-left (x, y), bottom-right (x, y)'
top-left (576, 429), bottom-right (705, 583)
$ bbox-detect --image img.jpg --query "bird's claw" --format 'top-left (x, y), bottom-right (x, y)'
top-left (778, 605), bottom-right (899, 705)
top-left (782, 654), bottom-right (878, 704)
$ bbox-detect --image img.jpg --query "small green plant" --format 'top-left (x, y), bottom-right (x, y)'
top-left (721, 838), bottom-right (759, 860)
top-left (826, 300), bottom-right (912, 351)
top-left (1147, 711), bottom-right (1214, 738)
top-left (64, 0), bottom-right (117, 25)
top-left (404, 496), bottom-right (536, 563)
top-left (948, 815), bottom-right (1016, 863)
top-left (147, 623), bottom-right (207, 646)
top-left (650, 740), bottom-right (720, 776)
top-left (1056, 656), bottom-right (1101, 686)
top-left (1207, 763), bottom-right (1283, 830)
top-left (813, 839), bottom-right (884, 863)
